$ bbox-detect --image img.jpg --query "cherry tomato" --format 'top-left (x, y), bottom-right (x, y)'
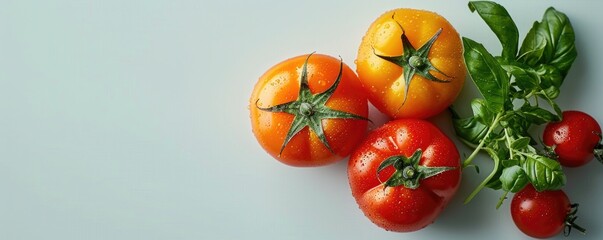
top-left (511, 184), bottom-right (585, 238)
top-left (356, 8), bottom-right (465, 119)
top-left (543, 110), bottom-right (603, 167)
top-left (249, 53), bottom-right (369, 167)
top-left (347, 119), bottom-right (461, 232)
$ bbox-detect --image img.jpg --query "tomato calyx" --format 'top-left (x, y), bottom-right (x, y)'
top-left (256, 53), bottom-right (370, 156)
top-left (372, 16), bottom-right (450, 108)
top-left (541, 143), bottom-right (559, 161)
top-left (564, 203), bottom-right (586, 236)
top-left (594, 132), bottom-right (603, 164)
top-left (377, 149), bottom-right (455, 189)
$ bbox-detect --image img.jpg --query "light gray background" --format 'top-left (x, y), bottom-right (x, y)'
top-left (1, 0), bottom-right (601, 239)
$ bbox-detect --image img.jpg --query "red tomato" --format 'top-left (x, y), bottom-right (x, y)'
top-left (347, 119), bottom-right (461, 232)
top-left (543, 110), bottom-right (603, 167)
top-left (511, 184), bottom-right (585, 238)
top-left (249, 53), bottom-right (369, 167)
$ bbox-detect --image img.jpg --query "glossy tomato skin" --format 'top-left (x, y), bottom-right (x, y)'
top-left (543, 110), bottom-right (602, 167)
top-left (511, 185), bottom-right (571, 238)
top-left (250, 54), bottom-right (368, 167)
top-left (348, 119), bottom-right (461, 232)
top-left (356, 9), bottom-right (465, 119)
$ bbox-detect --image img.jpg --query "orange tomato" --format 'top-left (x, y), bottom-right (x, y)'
top-left (356, 8), bottom-right (466, 119)
top-left (249, 53), bottom-right (369, 167)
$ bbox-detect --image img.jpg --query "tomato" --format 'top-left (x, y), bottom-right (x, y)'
top-left (347, 119), bottom-right (461, 232)
top-left (249, 53), bottom-right (369, 167)
top-left (356, 8), bottom-right (465, 119)
top-left (511, 184), bottom-right (585, 238)
top-left (543, 110), bottom-right (603, 167)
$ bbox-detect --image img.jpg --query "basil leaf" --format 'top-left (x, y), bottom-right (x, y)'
top-left (501, 158), bottom-right (520, 168)
top-left (536, 64), bottom-right (563, 89)
top-left (500, 165), bottom-right (529, 193)
top-left (519, 104), bottom-right (560, 124)
top-left (471, 98), bottom-right (494, 125)
top-left (543, 85), bottom-right (560, 100)
top-left (451, 115), bottom-right (489, 148)
top-left (541, 7), bottom-right (577, 79)
top-left (463, 37), bottom-right (510, 113)
top-left (500, 112), bottom-right (531, 136)
top-left (507, 66), bottom-right (538, 88)
top-left (511, 137), bottom-right (531, 150)
top-left (518, 21), bottom-right (547, 66)
top-left (522, 154), bottom-right (566, 191)
top-left (518, 7), bottom-right (577, 81)
top-left (468, 1), bottom-right (519, 60)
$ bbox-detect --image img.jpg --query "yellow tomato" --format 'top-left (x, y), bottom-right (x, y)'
top-left (356, 8), bottom-right (466, 119)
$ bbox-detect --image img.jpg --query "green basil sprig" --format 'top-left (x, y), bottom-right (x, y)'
top-left (452, 1), bottom-right (576, 206)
